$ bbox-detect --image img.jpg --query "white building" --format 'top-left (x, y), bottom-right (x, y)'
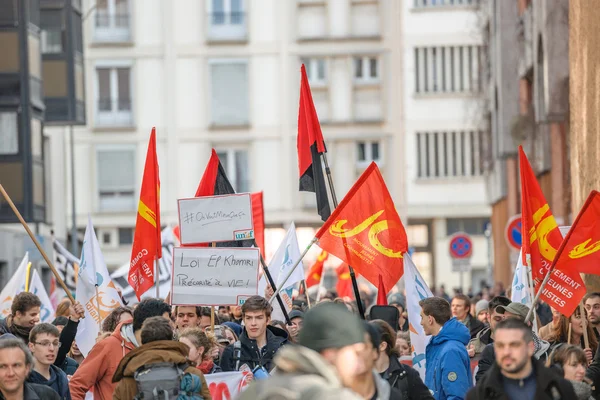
top-left (43, 0), bottom-right (405, 272)
top-left (402, 0), bottom-right (492, 293)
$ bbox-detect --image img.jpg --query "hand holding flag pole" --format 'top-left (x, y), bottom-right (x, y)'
top-left (0, 184), bottom-right (76, 303)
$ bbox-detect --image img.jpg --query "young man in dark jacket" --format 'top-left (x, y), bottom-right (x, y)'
top-left (467, 318), bottom-right (576, 400)
top-left (220, 296), bottom-right (288, 372)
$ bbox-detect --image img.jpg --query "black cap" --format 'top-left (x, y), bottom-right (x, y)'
top-left (298, 303), bottom-right (365, 352)
top-left (289, 310), bottom-right (304, 321)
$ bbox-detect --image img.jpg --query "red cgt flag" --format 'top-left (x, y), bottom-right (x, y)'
top-left (376, 274), bottom-right (388, 306)
top-left (306, 250), bottom-right (328, 288)
top-left (315, 162), bottom-right (408, 291)
top-left (519, 146), bottom-right (584, 316)
top-left (336, 263), bottom-right (354, 299)
top-left (129, 128), bottom-right (161, 300)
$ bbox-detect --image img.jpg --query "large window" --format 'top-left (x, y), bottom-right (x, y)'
top-left (216, 149), bottom-right (249, 193)
top-left (357, 141), bottom-right (382, 166)
top-left (40, 10), bottom-right (64, 54)
top-left (95, 66), bottom-right (133, 126)
top-left (414, 45), bottom-right (482, 93)
top-left (94, 0), bottom-right (131, 42)
top-left (446, 217), bottom-right (490, 236)
top-left (97, 148), bottom-right (135, 211)
top-left (416, 131), bottom-right (483, 178)
top-left (210, 60), bottom-right (249, 126)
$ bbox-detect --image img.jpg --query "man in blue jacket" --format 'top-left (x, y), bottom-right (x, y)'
top-left (420, 296), bottom-right (472, 400)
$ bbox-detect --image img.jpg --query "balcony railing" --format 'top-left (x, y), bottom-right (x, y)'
top-left (96, 99), bottom-right (133, 127)
top-left (414, 0), bottom-right (480, 7)
top-left (207, 12), bottom-right (247, 42)
top-left (94, 13), bottom-right (131, 42)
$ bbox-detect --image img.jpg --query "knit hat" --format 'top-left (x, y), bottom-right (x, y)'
top-left (475, 300), bottom-right (489, 316)
top-left (496, 302), bottom-right (532, 322)
top-left (299, 302), bottom-right (365, 352)
top-left (388, 293), bottom-right (406, 310)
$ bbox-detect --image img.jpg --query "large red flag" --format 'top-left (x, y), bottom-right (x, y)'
top-left (315, 162), bottom-right (407, 291)
top-left (251, 192), bottom-right (265, 258)
top-left (336, 263), bottom-right (354, 299)
top-left (376, 274), bottom-right (388, 306)
top-left (297, 65), bottom-right (331, 221)
top-left (129, 128), bottom-right (161, 299)
top-left (519, 146), bottom-right (584, 315)
top-left (306, 250), bottom-right (328, 288)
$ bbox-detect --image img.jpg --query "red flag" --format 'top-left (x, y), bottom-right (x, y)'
top-left (315, 162), bottom-right (408, 291)
top-left (306, 250), bottom-right (328, 288)
top-left (377, 274), bottom-right (388, 306)
top-left (195, 149), bottom-right (235, 197)
top-left (297, 65), bottom-right (331, 221)
top-left (519, 146), bottom-right (584, 316)
top-left (129, 128), bottom-right (161, 300)
top-left (251, 192), bottom-right (265, 258)
top-left (336, 263), bottom-right (354, 299)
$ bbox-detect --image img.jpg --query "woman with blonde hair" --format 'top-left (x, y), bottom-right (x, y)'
top-left (547, 308), bottom-right (598, 364)
top-left (179, 327), bottom-right (222, 374)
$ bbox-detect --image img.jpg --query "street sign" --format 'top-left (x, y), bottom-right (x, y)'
top-left (449, 232), bottom-right (473, 259)
top-left (505, 214), bottom-right (522, 251)
top-left (451, 258), bottom-right (471, 273)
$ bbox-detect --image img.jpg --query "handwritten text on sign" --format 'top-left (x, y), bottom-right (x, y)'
top-left (178, 194), bottom-right (254, 245)
top-left (171, 247), bottom-right (259, 306)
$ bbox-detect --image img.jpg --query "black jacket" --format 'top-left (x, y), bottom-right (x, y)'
top-left (382, 356), bottom-right (433, 400)
top-left (59, 356), bottom-right (79, 376)
top-left (0, 382), bottom-right (62, 400)
top-left (586, 342), bottom-right (600, 398)
top-left (466, 314), bottom-right (485, 339)
top-left (467, 358), bottom-right (576, 400)
top-left (220, 325), bottom-right (288, 372)
top-left (55, 319), bottom-right (78, 368)
top-left (27, 364), bottom-right (71, 400)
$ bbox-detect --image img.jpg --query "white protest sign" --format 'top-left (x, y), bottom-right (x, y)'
top-left (178, 194), bottom-right (254, 245)
top-left (171, 247), bottom-right (259, 306)
top-left (205, 371), bottom-right (250, 399)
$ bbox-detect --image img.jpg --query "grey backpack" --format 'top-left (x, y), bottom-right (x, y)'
top-left (133, 362), bottom-right (188, 400)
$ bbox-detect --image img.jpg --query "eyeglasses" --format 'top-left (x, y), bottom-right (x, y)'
top-left (34, 341), bottom-right (61, 348)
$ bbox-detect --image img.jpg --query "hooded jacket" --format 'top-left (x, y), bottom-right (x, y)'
top-left (68, 320), bottom-right (137, 400)
top-left (425, 317), bottom-right (472, 400)
top-left (27, 364), bottom-right (71, 400)
top-left (382, 356), bottom-right (434, 400)
top-left (112, 340), bottom-right (211, 400)
top-left (0, 382), bottom-right (61, 400)
top-left (468, 327), bottom-right (492, 359)
top-left (238, 344), bottom-right (364, 400)
top-left (466, 358), bottom-right (577, 400)
top-left (220, 325), bottom-right (288, 372)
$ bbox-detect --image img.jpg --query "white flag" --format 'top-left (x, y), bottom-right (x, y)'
top-left (28, 270), bottom-right (55, 323)
top-left (511, 250), bottom-right (538, 332)
top-left (258, 223), bottom-right (303, 322)
top-left (76, 216), bottom-right (123, 356)
top-left (0, 253), bottom-right (29, 317)
top-left (404, 253), bottom-right (433, 381)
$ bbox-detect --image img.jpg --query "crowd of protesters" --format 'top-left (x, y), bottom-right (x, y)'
top-left (1, 283), bottom-right (600, 399)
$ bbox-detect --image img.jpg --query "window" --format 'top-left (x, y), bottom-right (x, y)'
top-left (216, 149), bottom-right (249, 193)
top-left (414, 45), bottom-right (482, 93)
top-left (416, 131), bottom-right (483, 178)
top-left (354, 56), bottom-right (379, 83)
top-left (97, 148), bottom-right (135, 212)
top-left (94, 0), bottom-right (131, 42)
top-left (208, 0), bottom-right (246, 41)
top-left (40, 10), bottom-right (64, 54)
top-left (413, 0), bottom-right (480, 7)
top-left (210, 60), bottom-right (249, 126)
top-left (301, 58), bottom-right (326, 86)
top-left (357, 141), bottom-right (381, 165)
top-left (0, 112), bottom-right (18, 155)
top-left (446, 218), bottom-right (490, 236)
top-left (95, 66), bottom-right (133, 126)
top-left (102, 232), bottom-right (111, 245)
top-left (118, 227), bottom-right (134, 245)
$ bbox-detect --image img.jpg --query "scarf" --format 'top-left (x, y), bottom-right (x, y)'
top-left (198, 359), bottom-right (214, 374)
top-left (120, 323), bottom-right (139, 347)
top-left (6, 316), bottom-right (32, 342)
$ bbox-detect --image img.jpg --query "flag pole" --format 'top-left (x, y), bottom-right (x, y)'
top-left (255, 240), bottom-right (291, 325)
top-left (320, 153), bottom-right (365, 319)
top-left (95, 285), bottom-right (103, 332)
top-left (303, 280), bottom-right (312, 309)
top-left (580, 301), bottom-right (590, 349)
top-left (269, 238), bottom-right (316, 305)
top-left (0, 184), bottom-right (75, 303)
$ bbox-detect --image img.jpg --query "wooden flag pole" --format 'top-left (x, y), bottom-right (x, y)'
top-left (211, 242), bottom-right (216, 333)
top-left (320, 153), bottom-right (365, 319)
top-left (0, 184), bottom-right (75, 303)
top-left (303, 280), bottom-right (312, 309)
top-left (580, 301), bottom-right (590, 349)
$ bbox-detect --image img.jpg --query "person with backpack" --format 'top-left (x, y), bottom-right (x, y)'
top-left (112, 316), bottom-right (211, 400)
top-left (370, 320), bottom-right (433, 400)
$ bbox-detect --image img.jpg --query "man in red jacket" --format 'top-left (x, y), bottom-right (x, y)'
top-left (68, 298), bottom-right (171, 400)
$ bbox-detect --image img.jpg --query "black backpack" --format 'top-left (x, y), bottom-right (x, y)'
top-left (133, 362), bottom-right (201, 400)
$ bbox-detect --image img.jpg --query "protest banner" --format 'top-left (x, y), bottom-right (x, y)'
top-left (28, 270), bottom-right (55, 323)
top-left (171, 247), bottom-right (259, 306)
top-left (205, 371), bottom-right (249, 400)
top-left (178, 193), bottom-right (254, 245)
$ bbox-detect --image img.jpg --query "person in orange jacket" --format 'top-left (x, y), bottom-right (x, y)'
top-left (68, 298), bottom-right (171, 400)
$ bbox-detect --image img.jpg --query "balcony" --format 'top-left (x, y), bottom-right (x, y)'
top-left (206, 12), bottom-right (247, 43)
top-left (96, 99), bottom-right (133, 127)
top-left (94, 13), bottom-right (131, 43)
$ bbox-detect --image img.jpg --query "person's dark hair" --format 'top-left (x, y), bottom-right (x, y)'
top-left (141, 316), bottom-right (173, 344)
top-left (495, 318), bottom-right (533, 343)
top-left (584, 292), bottom-right (600, 303)
top-left (29, 323), bottom-right (59, 344)
top-left (547, 343), bottom-right (587, 371)
top-left (51, 316), bottom-right (69, 328)
top-left (201, 307), bottom-right (221, 325)
top-left (363, 321), bottom-right (381, 351)
top-left (11, 292), bottom-right (41, 316)
top-left (179, 327), bottom-right (213, 359)
top-left (133, 298), bottom-right (171, 332)
top-left (219, 313), bottom-right (231, 323)
top-left (419, 297), bottom-right (451, 325)
top-left (269, 320), bottom-right (286, 331)
top-left (175, 306), bottom-right (202, 317)
top-left (452, 294), bottom-right (471, 309)
top-left (370, 320), bottom-right (399, 357)
top-left (241, 296), bottom-right (272, 318)
top-left (102, 306), bottom-right (134, 333)
top-left (0, 338), bottom-right (34, 366)
top-left (488, 296), bottom-right (511, 312)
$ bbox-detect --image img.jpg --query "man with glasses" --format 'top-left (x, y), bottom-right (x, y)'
top-left (27, 323), bottom-right (71, 399)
